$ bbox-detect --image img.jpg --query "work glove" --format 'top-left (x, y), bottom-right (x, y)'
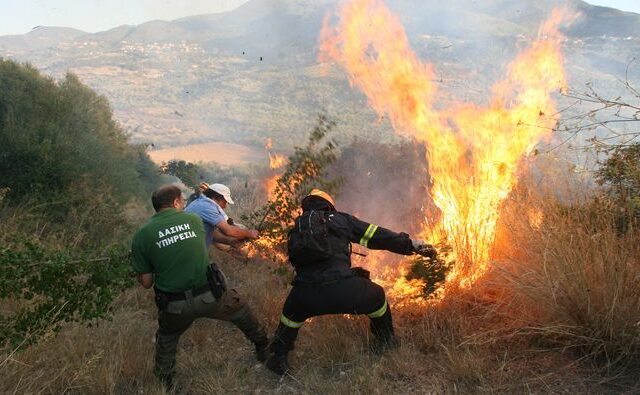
top-left (411, 239), bottom-right (437, 259)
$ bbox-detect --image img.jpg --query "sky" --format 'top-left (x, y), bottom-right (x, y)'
top-left (0, 0), bottom-right (251, 36)
top-left (0, 0), bottom-right (639, 36)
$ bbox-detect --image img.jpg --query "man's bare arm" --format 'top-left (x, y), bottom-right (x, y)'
top-left (217, 220), bottom-right (259, 239)
top-left (137, 273), bottom-right (153, 289)
top-left (211, 228), bottom-right (242, 246)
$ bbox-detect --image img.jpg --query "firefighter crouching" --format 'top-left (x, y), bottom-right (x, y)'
top-left (266, 189), bottom-right (437, 375)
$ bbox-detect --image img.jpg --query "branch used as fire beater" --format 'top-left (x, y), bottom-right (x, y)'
top-left (256, 202), bottom-right (275, 232)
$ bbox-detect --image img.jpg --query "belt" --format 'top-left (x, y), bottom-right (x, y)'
top-left (155, 283), bottom-right (211, 302)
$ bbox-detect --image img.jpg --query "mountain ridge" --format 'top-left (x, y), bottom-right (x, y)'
top-left (3, 0), bottom-right (639, 48)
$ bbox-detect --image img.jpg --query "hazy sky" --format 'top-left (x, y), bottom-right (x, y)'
top-left (0, 0), bottom-right (638, 36)
top-left (0, 0), bottom-right (250, 36)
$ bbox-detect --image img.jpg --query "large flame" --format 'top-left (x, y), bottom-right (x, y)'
top-left (320, 0), bottom-right (568, 289)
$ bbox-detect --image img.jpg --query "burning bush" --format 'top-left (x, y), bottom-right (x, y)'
top-left (244, 114), bottom-right (340, 262)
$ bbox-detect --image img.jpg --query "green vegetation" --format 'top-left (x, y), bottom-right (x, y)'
top-left (0, 61), bottom-right (160, 206)
top-left (596, 142), bottom-right (640, 229)
top-left (160, 159), bottom-right (202, 189)
top-left (0, 60), bottom-right (162, 350)
top-left (406, 248), bottom-right (453, 297)
top-left (0, 241), bottom-right (131, 348)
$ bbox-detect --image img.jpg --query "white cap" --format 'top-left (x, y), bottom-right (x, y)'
top-left (209, 183), bottom-right (234, 205)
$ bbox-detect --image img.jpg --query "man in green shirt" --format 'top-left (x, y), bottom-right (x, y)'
top-left (131, 184), bottom-right (268, 388)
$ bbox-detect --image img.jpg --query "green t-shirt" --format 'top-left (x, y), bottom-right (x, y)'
top-left (131, 208), bottom-right (209, 293)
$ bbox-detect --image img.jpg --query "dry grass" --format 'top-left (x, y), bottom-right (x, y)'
top-left (1, 248), bottom-right (622, 394)
top-left (2, 163), bottom-right (640, 393)
top-left (492, 185), bottom-right (640, 374)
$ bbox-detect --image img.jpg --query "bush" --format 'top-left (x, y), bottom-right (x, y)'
top-left (160, 160), bottom-right (202, 189)
top-left (596, 142), bottom-right (640, 232)
top-left (0, 239), bottom-right (132, 350)
top-left (0, 61), bottom-right (158, 350)
top-left (0, 60), bottom-right (161, 209)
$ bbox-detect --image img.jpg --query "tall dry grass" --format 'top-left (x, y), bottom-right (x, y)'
top-left (488, 160), bottom-right (640, 377)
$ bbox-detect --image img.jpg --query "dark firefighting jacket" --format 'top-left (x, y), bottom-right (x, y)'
top-left (291, 206), bottom-right (415, 284)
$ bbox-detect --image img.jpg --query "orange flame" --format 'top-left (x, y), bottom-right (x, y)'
top-left (269, 153), bottom-right (287, 169)
top-left (320, 0), bottom-right (568, 289)
top-left (354, 250), bottom-right (428, 307)
top-left (263, 138), bottom-right (288, 200)
top-left (264, 174), bottom-right (279, 201)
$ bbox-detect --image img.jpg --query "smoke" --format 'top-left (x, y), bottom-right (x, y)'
top-left (327, 139), bottom-right (433, 236)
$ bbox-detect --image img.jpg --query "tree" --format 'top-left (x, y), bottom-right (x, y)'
top-left (0, 60), bottom-right (160, 207)
top-left (555, 72), bottom-right (639, 231)
top-left (558, 75), bottom-right (639, 149)
top-left (159, 160), bottom-right (202, 189)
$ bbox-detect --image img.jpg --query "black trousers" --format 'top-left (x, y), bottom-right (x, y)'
top-left (270, 276), bottom-right (394, 355)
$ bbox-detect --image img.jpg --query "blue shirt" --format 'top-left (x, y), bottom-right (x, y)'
top-left (185, 195), bottom-right (228, 247)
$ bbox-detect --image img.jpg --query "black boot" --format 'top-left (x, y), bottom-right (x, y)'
top-left (155, 372), bottom-right (175, 392)
top-left (267, 323), bottom-right (299, 375)
top-left (266, 353), bottom-right (290, 376)
top-left (370, 333), bottom-right (400, 354)
top-left (369, 307), bottom-right (399, 354)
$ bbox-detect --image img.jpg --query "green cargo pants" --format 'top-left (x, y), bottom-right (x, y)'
top-left (154, 288), bottom-right (267, 382)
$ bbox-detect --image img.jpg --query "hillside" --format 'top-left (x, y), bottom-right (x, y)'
top-left (1, 0), bottom-right (638, 153)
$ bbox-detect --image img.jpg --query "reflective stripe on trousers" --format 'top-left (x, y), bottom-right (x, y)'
top-left (280, 314), bottom-right (305, 329)
top-left (367, 300), bottom-right (387, 318)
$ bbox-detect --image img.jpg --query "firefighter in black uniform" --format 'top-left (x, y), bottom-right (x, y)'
top-left (266, 189), bottom-right (436, 375)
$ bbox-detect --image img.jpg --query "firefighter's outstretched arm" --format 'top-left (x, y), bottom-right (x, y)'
top-left (347, 215), bottom-right (414, 255)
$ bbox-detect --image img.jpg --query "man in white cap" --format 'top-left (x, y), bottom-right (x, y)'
top-left (185, 183), bottom-right (259, 248)
top-left (186, 181), bottom-right (211, 206)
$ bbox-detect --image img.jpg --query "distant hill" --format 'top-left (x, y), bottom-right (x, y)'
top-left (1, 0), bottom-right (638, 151)
top-left (0, 27), bottom-right (88, 51)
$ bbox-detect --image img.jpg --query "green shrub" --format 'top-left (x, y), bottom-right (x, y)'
top-left (0, 239), bottom-right (132, 350)
top-left (0, 60), bottom-right (159, 350)
top-left (0, 60), bottom-right (161, 208)
top-left (595, 142), bottom-right (640, 232)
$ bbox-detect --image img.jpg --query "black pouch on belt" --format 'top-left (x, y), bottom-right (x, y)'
top-left (206, 262), bottom-right (228, 298)
top-left (154, 292), bottom-right (169, 311)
